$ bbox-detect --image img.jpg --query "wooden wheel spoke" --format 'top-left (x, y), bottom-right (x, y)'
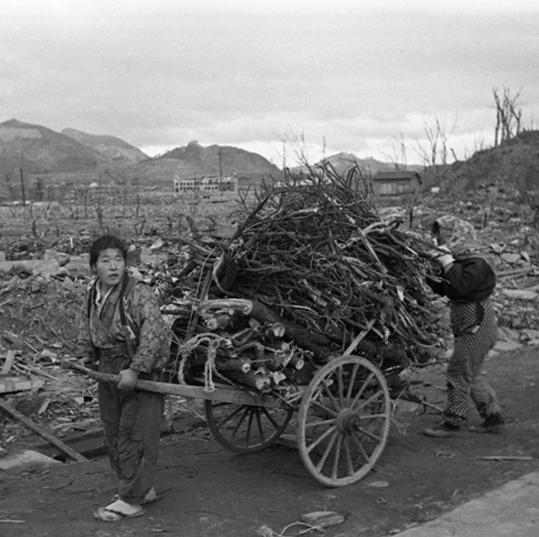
top-left (350, 372), bottom-right (375, 408)
top-left (315, 431), bottom-right (337, 471)
top-left (261, 407), bottom-right (280, 430)
top-left (355, 390), bottom-right (383, 411)
top-left (305, 417), bottom-right (337, 429)
top-left (216, 404), bottom-right (245, 429)
top-left (306, 424), bottom-right (337, 454)
top-left (243, 408), bottom-right (255, 445)
top-left (332, 435), bottom-right (342, 479)
top-left (228, 406), bottom-right (250, 439)
top-left (337, 366), bottom-right (345, 404)
top-left (357, 412), bottom-right (387, 420)
top-left (354, 424), bottom-right (382, 443)
top-left (344, 437), bottom-right (355, 475)
top-left (345, 363), bottom-right (360, 405)
top-left (349, 429), bottom-right (371, 463)
top-left (254, 409), bottom-right (266, 443)
top-left (311, 399), bottom-right (338, 418)
top-left (321, 379), bottom-right (341, 411)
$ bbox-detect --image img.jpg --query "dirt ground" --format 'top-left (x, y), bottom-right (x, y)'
top-left (0, 345), bottom-right (538, 537)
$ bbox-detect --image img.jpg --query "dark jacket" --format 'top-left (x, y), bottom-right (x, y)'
top-left (427, 255), bottom-right (496, 302)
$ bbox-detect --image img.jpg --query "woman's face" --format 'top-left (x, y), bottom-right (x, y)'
top-left (93, 248), bottom-right (125, 290)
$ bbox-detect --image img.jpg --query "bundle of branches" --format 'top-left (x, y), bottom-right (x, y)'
top-left (158, 165), bottom-right (442, 393)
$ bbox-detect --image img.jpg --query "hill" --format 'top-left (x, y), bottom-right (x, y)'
top-left (443, 130), bottom-right (539, 191)
top-left (158, 140), bottom-right (279, 175)
top-left (62, 128), bottom-right (148, 163)
top-left (0, 119), bottom-right (106, 177)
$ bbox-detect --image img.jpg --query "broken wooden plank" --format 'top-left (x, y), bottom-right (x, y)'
top-left (497, 267), bottom-right (533, 279)
top-left (1, 350), bottom-right (16, 375)
top-left (501, 289), bottom-right (538, 301)
top-left (0, 376), bottom-right (45, 394)
top-left (300, 510), bottom-right (346, 529)
top-left (0, 400), bottom-right (88, 463)
top-left (36, 427), bottom-right (107, 460)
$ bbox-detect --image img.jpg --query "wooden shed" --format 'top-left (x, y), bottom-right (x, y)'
top-left (371, 171), bottom-right (422, 196)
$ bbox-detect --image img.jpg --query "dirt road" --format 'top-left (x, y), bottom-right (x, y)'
top-left (1, 346), bottom-right (538, 537)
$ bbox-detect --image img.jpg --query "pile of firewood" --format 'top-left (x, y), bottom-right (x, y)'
top-left (157, 166), bottom-right (442, 394)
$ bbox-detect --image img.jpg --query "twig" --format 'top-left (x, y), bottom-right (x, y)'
top-left (477, 455), bottom-right (533, 461)
top-left (15, 363), bottom-right (59, 381)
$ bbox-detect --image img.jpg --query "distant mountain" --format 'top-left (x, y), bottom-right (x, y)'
top-left (133, 140), bottom-right (280, 185)
top-left (158, 140), bottom-right (279, 175)
top-left (290, 152), bottom-right (422, 176)
top-left (62, 128), bottom-right (149, 163)
top-left (318, 152), bottom-right (396, 175)
top-left (0, 119), bottom-right (106, 176)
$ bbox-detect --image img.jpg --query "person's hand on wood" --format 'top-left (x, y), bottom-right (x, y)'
top-left (117, 368), bottom-right (139, 390)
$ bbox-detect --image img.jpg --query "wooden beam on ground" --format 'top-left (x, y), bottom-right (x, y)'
top-left (0, 400), bottom-right (88, 463)
top-left (0, 376), bottom-right (45, 394)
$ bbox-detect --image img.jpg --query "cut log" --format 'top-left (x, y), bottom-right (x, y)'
top-left (249, 300), bottom-right (333, 356)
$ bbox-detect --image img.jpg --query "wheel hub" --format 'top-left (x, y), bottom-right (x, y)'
top-left (336, 408), bottom-right (360, 434)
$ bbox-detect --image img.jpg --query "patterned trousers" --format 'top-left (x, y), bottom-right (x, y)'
top-left (443, 298), bottom-right (501, 426)
top-left (98, 352), bottom-right (164, 504)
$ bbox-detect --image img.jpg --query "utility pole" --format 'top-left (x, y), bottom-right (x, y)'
top-left (218, 147), bottom-right (223, 185)
top-left (218, 147), bottom-right (224, 196)
top-left (282, 141), bottom-right (287, 180)
top-left (19, 167), bottom-right (26, 206)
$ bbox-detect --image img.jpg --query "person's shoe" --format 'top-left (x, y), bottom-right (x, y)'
top-left (480, 413), bottom-right (505, 434)
top-left (422, 421), bottom-right (460, 438)
top-left (94, 498), bottom-right (144, 522)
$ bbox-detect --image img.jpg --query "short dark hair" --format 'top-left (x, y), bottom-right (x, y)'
top-left (89, 235), bottom-right (127, 268)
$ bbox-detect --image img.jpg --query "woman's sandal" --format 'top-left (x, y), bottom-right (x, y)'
top-left (109, 487), bottom-right (160, 506)
top-left (94, 498), bottom-right (145, 522)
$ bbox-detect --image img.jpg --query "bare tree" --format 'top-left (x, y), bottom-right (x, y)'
top-left (381, 132), bottom-right (408, 170)
top-left (493, 86), bottom-right (523, 146)
top-left (413, 115), bottom-right (457, 178)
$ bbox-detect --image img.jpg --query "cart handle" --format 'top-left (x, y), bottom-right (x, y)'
top-left (63, 361), bottom-right (283, 409)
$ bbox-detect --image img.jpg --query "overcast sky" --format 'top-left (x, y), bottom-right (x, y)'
top-left (1, 0), bottom-right (538, 166)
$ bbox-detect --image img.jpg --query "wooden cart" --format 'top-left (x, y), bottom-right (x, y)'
top-left (69, 322), bottom-right (391, 488)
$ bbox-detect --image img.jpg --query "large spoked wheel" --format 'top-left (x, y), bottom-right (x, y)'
top-left (204, 400), bottom-right (294, 453)
top-left (297, 355), bottom-right (391, 487)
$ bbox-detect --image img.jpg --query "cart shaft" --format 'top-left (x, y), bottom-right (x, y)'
top-left (65, 362), bottom-right (283, 408)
